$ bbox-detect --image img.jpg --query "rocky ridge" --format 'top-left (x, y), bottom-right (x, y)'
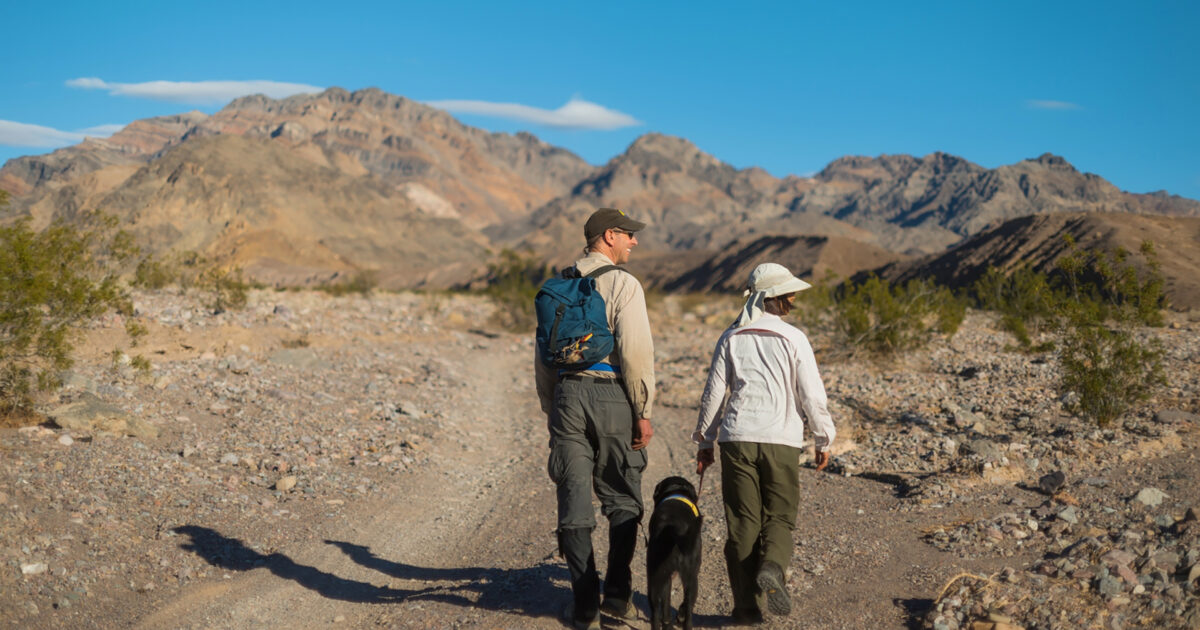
top-left (6, 87), bottom-right (1198, 294)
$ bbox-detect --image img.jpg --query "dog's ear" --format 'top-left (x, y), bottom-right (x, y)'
top-left (652, 478), bottom-right (669, 505)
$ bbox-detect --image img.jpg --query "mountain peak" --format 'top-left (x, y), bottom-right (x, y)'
top-left (1025, 152), bottom-right (1076, 170)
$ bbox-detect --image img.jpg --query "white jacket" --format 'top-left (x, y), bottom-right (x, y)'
top-left (692, 313), bottom-right (835, 452)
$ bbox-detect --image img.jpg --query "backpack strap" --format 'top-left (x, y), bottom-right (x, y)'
top-left (560, 264), bottom-right (625, 280)
top-left (585, 265), bottom-right (624, 279)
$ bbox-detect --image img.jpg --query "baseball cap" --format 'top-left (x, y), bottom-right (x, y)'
top-left (584, 207), bottom-right (646, 241)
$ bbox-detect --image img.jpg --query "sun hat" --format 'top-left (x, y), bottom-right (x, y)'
top-left (584, 207), bottom-right (646, 241)
top-left (746, 263), bottom-right (812, 297)
top-left (733, 263), bottom-right (812, 328)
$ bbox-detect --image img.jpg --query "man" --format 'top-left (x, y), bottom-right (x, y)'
top-left (692, 262), bottom-right (836, 625)
top-left (535, 207), bottom-right (656, 630)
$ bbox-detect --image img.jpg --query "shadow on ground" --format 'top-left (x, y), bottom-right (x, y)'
top-left (172, 526), bottom-right (568, 620)
top-left (895, 597), bottom-right (933, 629)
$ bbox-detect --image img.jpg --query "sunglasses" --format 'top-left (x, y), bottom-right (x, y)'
top-left (610, 229), bottom-right (636, 238)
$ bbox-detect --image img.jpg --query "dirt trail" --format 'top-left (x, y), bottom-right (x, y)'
top-left (124, 331), bottom-right (1018, 630)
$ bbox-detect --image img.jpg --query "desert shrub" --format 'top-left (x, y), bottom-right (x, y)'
top-left (971, 265), bottom-right (1058, 350)
top-left (0, 212), bottom-right (134, 414)
top-left (482, 249), bottom-right (552, 331)
top-left (1052, 238), bottom-right (1168, 425)
top-left (197, 266), bottom-right (249, 313)
top-left (131, 255), bottom-right (178, 289)
top-left (318, 270), bottom-right (378, 297)
top-left (1056, 237), bottom-right (1166, 326)
top-left (834, 275), bottom-right (963, 357)
top-left (971, 238), bottom-right (1169, 425)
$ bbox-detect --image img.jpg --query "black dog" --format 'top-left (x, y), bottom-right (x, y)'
top-left (646, 475), bottom-right (703, 630)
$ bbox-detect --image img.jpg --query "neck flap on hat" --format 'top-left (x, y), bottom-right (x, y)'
top-left (733, 290), bottom-right (767, 328)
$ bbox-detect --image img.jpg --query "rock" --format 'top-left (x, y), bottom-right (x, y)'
top-left (269, 348), bottom-right (321, 370)
top-left (1097, 575), bottom-right (1124, 596)
top-left (58, 434), bottom-right (74, 446)
top-left (1132, 487), bottom-right (1168, 507)
top-left (1058, 506), bottom-right (1079, 524)
top-left (963, 439), bottom-right (1003, 460)
top-left (47, 393), bottom-right (158, 439)
top-left (21, 562), bottom-right (48, 575)
top-left (1038, 471), bottom-right (1065, 495)
top-left (220, 453), bottom-right (240, 465)
top-left (1101, 550), bottom-right (1135, 569)
top-left (900, 411), bottom-right (932, 426)
top-left (275, 476), bottom-right (298, 492)
top-left (1154, 409), bottom-right (1199, 424)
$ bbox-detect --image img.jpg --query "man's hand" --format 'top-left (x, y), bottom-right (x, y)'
top-left (631, 418), bottom-right (653, 450)
top-left (696, 448), bottom-right (714, 475)
top-left (813, 448), bottom-right (830, 472)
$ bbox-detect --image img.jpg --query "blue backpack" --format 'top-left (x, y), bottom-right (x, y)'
top-left (535, 265), bottom-right (622, 370)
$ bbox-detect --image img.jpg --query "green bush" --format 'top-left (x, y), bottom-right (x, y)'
top-left (834, 275), bottom-right (963, 357)
top-left (197, 266), bottom-right (249, 313)
top-left (482, 249), bottom-right (552, 332)
top-left (970, 237), bottom-right (1169, 425)
top-left (1052, 238), bottom-right (1168, 425)
top-left (0, 209), bottom-right (133, 415)
top-left (318, 270), bottom-right (378, 297)
top-left (971, 265), bottom-right (1057, 350)
top-left (131, 255), bottom-right (178, 289)
top-left (1057, 310), bottom-right (1165, 426)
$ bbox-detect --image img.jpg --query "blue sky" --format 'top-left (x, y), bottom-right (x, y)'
top-left (2, 1), bottom-right (1197, 199)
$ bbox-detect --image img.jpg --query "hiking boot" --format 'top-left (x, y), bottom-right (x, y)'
top-left (730, 607), bottom-right (764, 626)
top-left (755, 561), bottom-right (791, 616)
top-left (600, 597), bottom-right (637, 620)
top-left (562, 603), bottom-right (601, 630)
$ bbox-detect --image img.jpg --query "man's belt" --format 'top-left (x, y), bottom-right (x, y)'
top-left (558, 362), bottom-right (620, 377)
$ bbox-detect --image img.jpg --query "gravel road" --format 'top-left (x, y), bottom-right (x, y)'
top-left (2, 289), bottom-right (1197, 629)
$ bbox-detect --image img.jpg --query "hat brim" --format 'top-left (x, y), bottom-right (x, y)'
top-left (763, 277), bottom-right (812, 297)
top-left (617, 217), bottom-right (646, 232)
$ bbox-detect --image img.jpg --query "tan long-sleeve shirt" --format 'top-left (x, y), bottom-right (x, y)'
top-left (535, 252), bottom-right (656, 420)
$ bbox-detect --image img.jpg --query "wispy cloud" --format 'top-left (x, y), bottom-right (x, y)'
top-left (426, 97), bottom-right (640, 130)
top-left (1026, 99), bottom-right (1082, 111)
top-left (66, 77), bottom-right (323, 105)
top-left (0, 119), bottom-right (123, 148)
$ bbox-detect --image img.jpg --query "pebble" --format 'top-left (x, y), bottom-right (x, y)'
top-left (275, 476), bottom-right (298, 492)
top-left (1133, 487), bottom-right (1168, 507)
top-left (21, 563), bottom-right (48, 575)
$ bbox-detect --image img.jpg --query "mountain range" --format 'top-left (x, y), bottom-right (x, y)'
top-left (2, 87), bottom-right (1198, 306)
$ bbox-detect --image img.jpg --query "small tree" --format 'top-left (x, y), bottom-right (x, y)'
top-left (196, 266), bottom-right (249, 313)
top-left (1053, 238), bottom-right (1168, 425)
top-left (0, 205), bottom-right (137, 416)
top-left (834, 275), bottom-right (963, 357)
top-left (971, 264), bottom-right (1057, 350)
top-left (483, 249), bottom-right (552, 331)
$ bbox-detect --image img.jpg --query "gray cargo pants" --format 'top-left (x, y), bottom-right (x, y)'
top-left (547, 374), bottom-right (646, 529)
top-left (547, 374), bottom-right (647, 616)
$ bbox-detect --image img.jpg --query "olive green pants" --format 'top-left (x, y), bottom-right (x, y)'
top-left (719, 441), bottom-right (801, 613)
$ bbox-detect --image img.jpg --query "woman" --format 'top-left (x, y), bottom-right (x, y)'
top-left (693, 262), bottom-right (836, 624)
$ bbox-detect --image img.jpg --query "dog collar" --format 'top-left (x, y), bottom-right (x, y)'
top-left (661, 494), bottom-right (699, 517)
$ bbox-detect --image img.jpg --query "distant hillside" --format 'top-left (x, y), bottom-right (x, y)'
top-left (800, 152), bottom-right (1200, 254)
top-left (630, 234), bottom-right (905, 293)
top-left (1, 87), bottom-right (593, 231)
top-left (869, 212), bottom-right (1200, 310)
top-left (490, 133), bottom-right (877, 266)
top-left (22, 133), bottom-right (491, 288)
top-left (2, 87), bottom-right (1198, 292)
